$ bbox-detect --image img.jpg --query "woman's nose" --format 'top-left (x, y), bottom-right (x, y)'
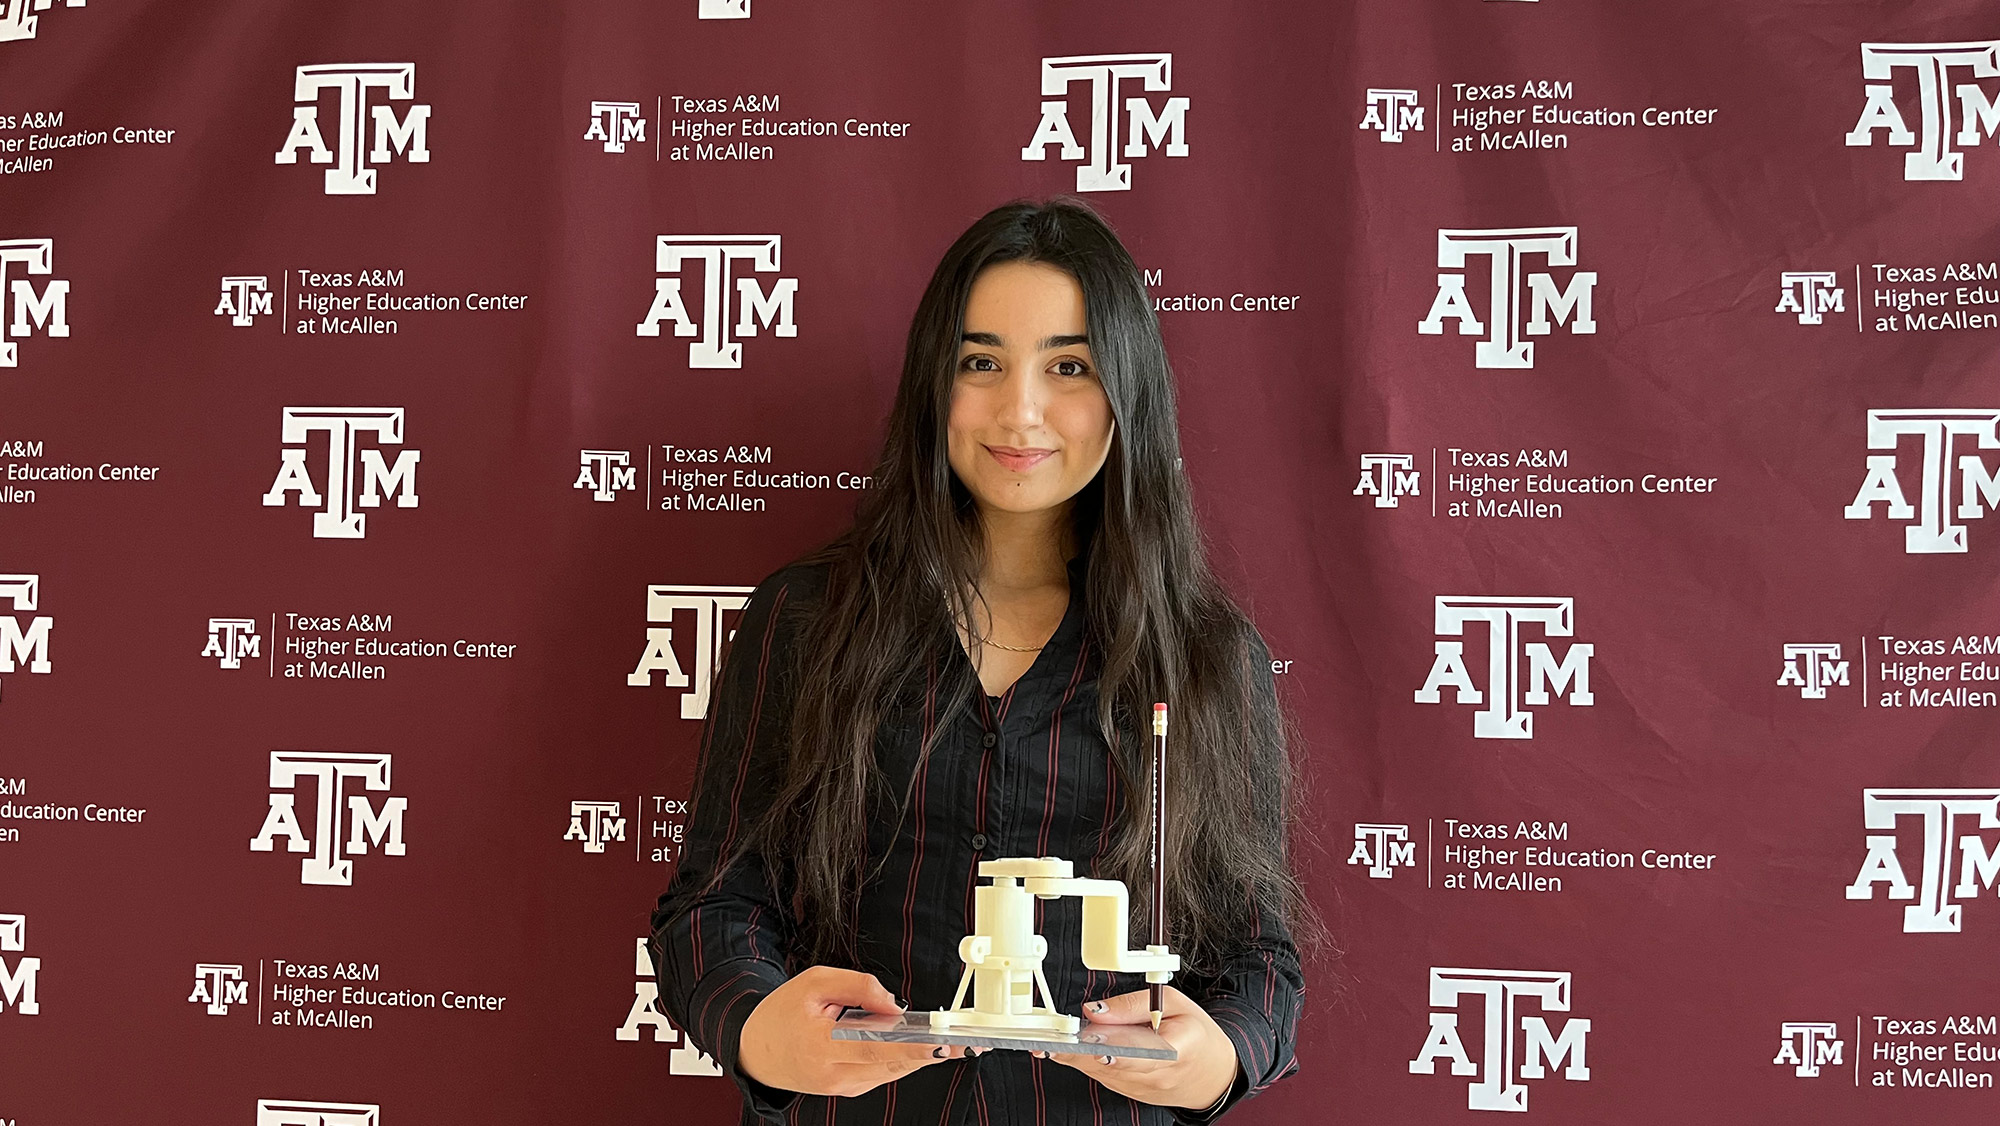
top-left (994, 369), bottom-right (1045, 429)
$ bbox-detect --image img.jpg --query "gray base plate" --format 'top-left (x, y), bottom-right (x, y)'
top-left (830, 1010), bottom-right (1177, 1060)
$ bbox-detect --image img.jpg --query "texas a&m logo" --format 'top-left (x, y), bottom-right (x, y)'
top-left (190, 963), bottom-right (248, 1015)
top-left (1419, 228), bottom-right (1596, 369)
top-left (1355, 454), bottom-right (1420, 508)
top-left (1844, 409), bottom-right (2000, 554)
top-left (0, 0), bottom-right (83, 44)
top-left (275, 63), bottom-right (431, 195)
top-left (1777, 643), bottom-right (1847, 699)
top-left (1361, 89), bottom-right (1424, 143)
top-left (566, 801), bottom-right (626, 853)
top-left (1409, 968), bottom-right (1590, 1112)
top-left (586, 101), bottom-right (647, 153)
top-left (263, 407), bottom-right (421, 539)
top-left (1350, 823), bottom-right (1416, 879)
top-left (1775, 272), bottom-right (1843, 325)
top-left (635, 236), bottom-right (798, 369)
top-left (618, 937), bottom-right (724, 1073)
top-left (1, 574), bottom-right (52, 694)
top-left (1774, 1022), bottom-right (1843, 1078)
top-left (1022, 54), bottom-right (1188, 192)
top-left (217, 276), bottom-right (273, 327)
top-left (577, 449), bottom-right (637, 501)
top-left (1847, 788), bottom-right (2000, 933)
top-left (205, 618), bottom-right (261, 670)
top-left (0, 912), bottom-right (37, 1016)
top-left (1846, 42), bottom-right (2000, 182)
top-left (257, 1101), bottom-right (380, 1126)
top-left (250, 752), bottom-right (408, 887)
top-left (1, 238), bottom-right (70, 367)
top-left (628, 585), bottom-right (751, 719)
top-left (1415, 597), bottom-right (1593, 740)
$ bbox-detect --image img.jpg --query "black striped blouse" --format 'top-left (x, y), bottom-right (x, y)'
top-left (650, 556), bottom-right (1303, 1125)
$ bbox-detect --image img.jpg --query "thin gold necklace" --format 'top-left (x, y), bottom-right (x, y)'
top-left (959, 581), bottom-right (1065, 652)
top-left (958, 619), bottom-right (1055, 652)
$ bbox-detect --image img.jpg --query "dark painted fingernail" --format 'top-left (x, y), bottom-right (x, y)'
top-left (895, 995), bottom-right (908, 1009)
top-left (1088, 1000), bottom-right (1105, 1013)
top-left (932, 1046), bottom-right (946, 1059)
top-left (968, 1046), bottom-right (982, 1057)
top-left (1101, 1054), bottom-right (1115, 1066)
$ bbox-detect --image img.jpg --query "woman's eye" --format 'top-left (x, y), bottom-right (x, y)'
top-left (1052, 359), bottom-right (1092, 378)
top-left (958, 355), bottom-right (1000, 374)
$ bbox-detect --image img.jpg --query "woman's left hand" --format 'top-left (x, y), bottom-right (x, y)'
top-left (1040, 987), bottom-right (1240, 1110)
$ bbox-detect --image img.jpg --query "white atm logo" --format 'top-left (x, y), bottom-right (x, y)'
top-left (190, 963), bottom-right (248, 1015)
top-left (576, 449), bottom-right (636, 501)
top-left (1847, 788), bottom-right (2000, 934)
top-left (586, 101), bottom-right (647, 153)
top-left (1, 574), bottom-right (51, 686)
top-left (1415, 597), bottom-right (1593, 740)
top-left (205, 617), bottom-right (261, 669)
top-left (1356, 454), bottom-right (1420, 508)
top-left (263, 407), bottom-right (421, 539)
top-left (1777, 643), bottom-right (1847, 699)
top-left (635, 235), bottom-right (798, 369)
top-left (618, 938), bottom-right (724, 1074)
top-left (1350, 823), bottom-right (1416, 879)
top-left (629, 585), bottom-right (751, 719)
top-left (1410, 968), bottom-right (1589, 1113)
top-left (1847, 42), bottom-right (2000, 181)
top-left (1775, 271), bottom-right (1843, 325)
top-left (1022, 54), bottom-right (1188, 192)
top-left (1361, 89), bottom-right (1424, 143)
top-left (217, 276), bottom-right (273, 327)
top-left (1844, 408), bottom-right (2000, 554)
top-left (257, 1101), bottom-right (380, 1126)
top-left (275, 63), bottom-right (431, 195)
top-left (1419, 227), bottom-right (1596, 369)
top-left (1774, 1022), bottom-right (1843, 1078)
top-left (250, 751), bottom-right (408, 887)
top-left (566, 801), bottom-right (625, 853)
top-left (0, 238), bottom-right (70, 367)
top-left (0, 912), bottom-right (36, 1016)
top-left (0, 0), bottom-right (83, 44)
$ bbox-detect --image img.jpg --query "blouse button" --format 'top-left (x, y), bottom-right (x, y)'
top-left (981, 731), bottom-right (997, 748)
top-left (970, 832), bottom-right (988, 851)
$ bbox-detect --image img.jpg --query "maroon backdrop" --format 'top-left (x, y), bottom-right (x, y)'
top-left (4, 1), bottom-right (2000, 1123)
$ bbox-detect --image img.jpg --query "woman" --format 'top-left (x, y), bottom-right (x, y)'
top-left (651, 200), bottom-right (1310, 1125)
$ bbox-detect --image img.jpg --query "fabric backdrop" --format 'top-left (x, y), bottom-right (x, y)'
top-left (3, 1), bottom-right (1998, 1123)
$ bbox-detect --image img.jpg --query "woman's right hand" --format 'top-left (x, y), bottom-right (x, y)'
top-left (737, 967), bottom-right (964, 1098)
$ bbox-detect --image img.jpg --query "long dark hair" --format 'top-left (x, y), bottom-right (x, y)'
top-left (721, 199), bottom-right (1316, 978)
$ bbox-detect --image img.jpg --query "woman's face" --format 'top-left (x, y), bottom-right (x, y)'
top-left (947, 261), bottom-right (1116, 524)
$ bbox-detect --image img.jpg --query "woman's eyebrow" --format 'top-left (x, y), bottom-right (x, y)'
top-left (958, 331), bottom-right (1090, 349)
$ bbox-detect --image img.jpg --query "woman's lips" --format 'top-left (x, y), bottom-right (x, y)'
top-left (986, 445), bottom-right (1054, 472)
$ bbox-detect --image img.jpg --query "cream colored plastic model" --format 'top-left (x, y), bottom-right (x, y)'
top-left (925, 857), bottom-right (1179, 1035)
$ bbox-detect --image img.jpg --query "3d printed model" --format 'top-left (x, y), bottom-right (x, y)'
top-left (831, 704), bottom-right (1180, 1059)
top-left (925, 855), bottom-right (1179, 1037)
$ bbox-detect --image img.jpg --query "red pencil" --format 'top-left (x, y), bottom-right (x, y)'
top-left (1149, 702), bottom-right (1167, 1031)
